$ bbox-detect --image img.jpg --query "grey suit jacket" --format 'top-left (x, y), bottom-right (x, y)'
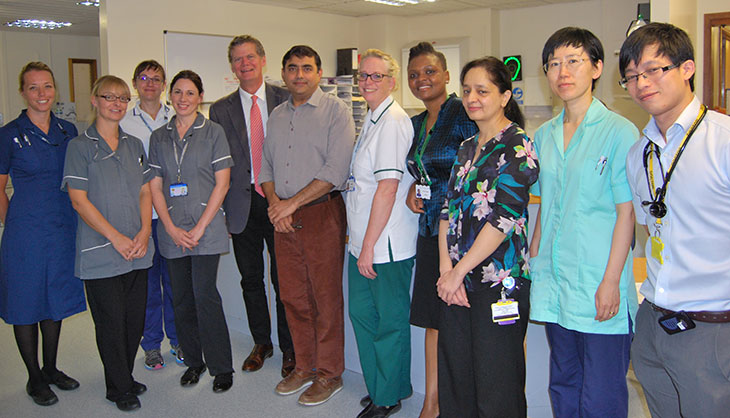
top-left (209, 82), bottom-right (289, 234)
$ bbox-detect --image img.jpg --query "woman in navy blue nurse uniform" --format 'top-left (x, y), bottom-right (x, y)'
top-left (0, 62), bottom-right (86, 406)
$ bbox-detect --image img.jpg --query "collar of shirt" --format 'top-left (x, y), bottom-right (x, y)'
top-left (131, 101), bottom-right (172, 124)
top-left (238, 82), bottom-right (267, 111)
top-left (286, 86), bottom-right (324, 110)
top-left (368, 96), bottom-right (394, 125)
top-left (84, 123), bottom-right (129, 157)
top-left (165, 113), bottom-right (207, 144)
top-left (549, 97), bottom-right (608, 136)
top-left (642, 96), bottom-right (700, 149)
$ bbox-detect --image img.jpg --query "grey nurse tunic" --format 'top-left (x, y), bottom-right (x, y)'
top-left (61, 124), bottom-right (155, 280)
top-left (148, 113), bottom-right (233, 259)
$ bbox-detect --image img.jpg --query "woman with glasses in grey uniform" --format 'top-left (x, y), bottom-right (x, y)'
top-left (62, 75), bottom-right (154, 412)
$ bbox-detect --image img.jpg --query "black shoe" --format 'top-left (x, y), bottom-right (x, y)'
top-left (130, 381), bottom-right (147, 396)
top-left (212, 372), bottom-right (233, 393)
top-left (360, 395), bottom-right (371, 407)
top-left (114, 394), bottom-right (141, 412)
top-left (180, 365), bottom-right (206, 386)
top-left (42, 369), bottom-right (80, 391)
top-left (360, 401), bottom-right (401, 418)
top-left (26, 382), bottom-right (58, 406)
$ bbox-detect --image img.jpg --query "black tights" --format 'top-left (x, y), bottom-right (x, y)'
top-left (13, 320), bottom-right (62, 386)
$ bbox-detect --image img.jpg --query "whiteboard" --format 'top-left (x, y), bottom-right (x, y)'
top-left (163, 31), bottom-right (240, 104)
top-left (401, 44), bottom-right (460, 109)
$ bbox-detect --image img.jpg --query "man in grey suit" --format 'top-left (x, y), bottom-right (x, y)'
top-left (209, 35), bottom-right (294, 378)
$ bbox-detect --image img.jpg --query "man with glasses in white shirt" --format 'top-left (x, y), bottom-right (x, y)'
top-left (620, 22), bottom-right (730, 418)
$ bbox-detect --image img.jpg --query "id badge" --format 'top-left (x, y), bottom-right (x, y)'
top-left (658, 311), bottom-right (696, 335)
top-left (492, 299), bottom-right (519, 325)
top-left (169, 183), bottom-right (188, 197)
top-left (345, 176), bottom-right (356, 192)
top-left (651, 236), bottom-right (664, 264)
top-left (415, 184), bottom-right (431, 200)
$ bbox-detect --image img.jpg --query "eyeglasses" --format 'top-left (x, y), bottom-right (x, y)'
top-left (357, 72), bottom-right (390, 82)
top-left (97, 93), bottom-right (131, 103)
top-left (619, 63), bottom-right (679, 89)
top-left (543, 55), bottom-right (589, 74)
top-left (137, 75), bottom-right (163, 85)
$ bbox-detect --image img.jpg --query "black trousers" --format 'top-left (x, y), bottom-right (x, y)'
top-left (84, 269), bottom-right (148, 402)
top-left (166, 254), bottom-right (233, 376)
top-left (231, 189), bottom-right (293, 352)
top-left (438, 280), bottom-right (531, 418)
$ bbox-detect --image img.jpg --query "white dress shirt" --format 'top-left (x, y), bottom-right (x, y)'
top-left (239, 83), bottom-right (268, 184)
top-left (626, 96), bottom-right (730, 311)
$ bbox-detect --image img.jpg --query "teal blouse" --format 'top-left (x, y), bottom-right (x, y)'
top-left (529, 98), bottom-right (639, 334)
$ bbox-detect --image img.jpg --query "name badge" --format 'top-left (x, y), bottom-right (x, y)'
top-left (492, 299), bottom-right (519, 325)
top-left (345, 176), bottom-right (356, 192)
top-left (169, 183), bottom-right (188, 197)
top-left (415, 184), bottom-right (431, 200)
top-left (651, 236), bottom-right (664, 264)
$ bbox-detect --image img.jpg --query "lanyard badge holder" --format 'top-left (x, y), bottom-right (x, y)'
top-left (170, 140), bottom-right (189, 198)
top-left (641, 105), bottom-right (707, 264)
top-left (491, 277), bottom-right (520, 325)
top-left (413, 121), bottom-right (434, 200)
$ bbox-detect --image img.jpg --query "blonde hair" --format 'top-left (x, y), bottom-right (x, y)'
top-left (19, 61), bottom-right (56, 92)
top-left (359, 49), bottom-right (400, 92)
top-left (90, 75), bottom-right (131, 121)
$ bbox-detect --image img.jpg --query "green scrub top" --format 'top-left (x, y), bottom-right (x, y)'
top-left (529, 98), bottom-right (639, 334)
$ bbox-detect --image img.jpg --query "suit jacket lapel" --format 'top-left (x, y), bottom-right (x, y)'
top-left (225, 91), bottom-right (249, 159)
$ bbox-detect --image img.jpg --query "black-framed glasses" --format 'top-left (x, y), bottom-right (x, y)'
top-left (357, 72), bottom-right (390, 82)
top-left (619, 63), bottom-right (679, 89)
top-left (97, 93), bottom-right (131, 103)
top-left (137, 74), bottom-right (163, 85)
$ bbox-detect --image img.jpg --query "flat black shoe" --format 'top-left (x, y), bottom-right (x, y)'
top-left (357, 401), bottom-right (374, 418)
top-left (360, 395), bottom-right (371, 407)
top-left (115, 394), bottom-right (141, 411)
top-left (43, 369), bottom-right (80, 391)
top-left (360, 401), bottom-right (402, 418)
top-left (180, 365), bottom-right (206, 387)
top-left (26, 382), bottom-right (58, 406)
top-left (130, 381), bottom-right (147, 396)
top-left (212, 372), bottom-right (233, 393)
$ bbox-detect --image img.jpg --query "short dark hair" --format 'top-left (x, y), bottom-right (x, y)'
top-left (542, 27), bottom-right (604, 90)
top-left (460, 56), bottom-right (524, 128)
top-left (170, 70), bottom-right (204, 95)
top-left (619, 22), bottom-right (694, 91)
top-left (227, 35), bottom-right (266, 63)
top-left (408, 41), bottom-right (447, 71)
top-left (132, 60), bottom-right (166, 83)
top-left (282, 45), bottom-right (321, 71)
top-left (19, 61), bottom-right (56, 91)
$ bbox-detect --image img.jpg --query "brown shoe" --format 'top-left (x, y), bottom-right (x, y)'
top-left (298, 376), bottom-right (343, 406)
top-left (242, 343), bottom-right (273, 372)
top-left (281, 350), bottom-right (295, 378)
top-left (275, 370), bottom-right (315, 395)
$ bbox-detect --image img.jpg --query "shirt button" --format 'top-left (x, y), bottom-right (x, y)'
top-left (658, 288), bottom-right (665, 293)
top-left (289, 145), bottom-right (292, 149)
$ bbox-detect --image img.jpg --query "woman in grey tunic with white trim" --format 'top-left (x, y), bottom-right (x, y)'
top-left (148, 70), bottom-right (235, 393)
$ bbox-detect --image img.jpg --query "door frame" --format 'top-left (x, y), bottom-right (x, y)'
top-left (703, 12), bottom-right (730, 107)
top-left (68, 58), bottom-right (98, 102)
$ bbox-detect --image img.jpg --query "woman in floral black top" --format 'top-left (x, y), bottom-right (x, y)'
top-left (436, 57), bottom-right (539, 418)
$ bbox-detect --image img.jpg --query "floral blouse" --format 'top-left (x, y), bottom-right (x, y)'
top-left (440, 123), bottom-right (539, 292)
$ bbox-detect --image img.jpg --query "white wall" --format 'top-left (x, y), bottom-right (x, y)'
top-left (101, 0), bottom-right (359, 86)
top-left (0, 31), bottom-right (100, 126)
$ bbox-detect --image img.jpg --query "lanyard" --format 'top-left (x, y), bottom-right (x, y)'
top-left (414, 120), bottom-right (433, 185)
top-left (645, 104), bottom-right (707, 216)
top-left (173, 139), bottom-right (190, 183)
top-left (137, 112), bottom-right (156, 133)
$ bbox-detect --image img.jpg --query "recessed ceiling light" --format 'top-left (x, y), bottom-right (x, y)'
top-left (364, 0), bottom-right (435, 6)
top-left (77, 0), bottom-right (100, 6)
top-left (5, 19), bottom-right (72, 30)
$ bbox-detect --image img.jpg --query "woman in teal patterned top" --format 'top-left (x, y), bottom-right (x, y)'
top-left (436, 57), bottom-right (539, 418)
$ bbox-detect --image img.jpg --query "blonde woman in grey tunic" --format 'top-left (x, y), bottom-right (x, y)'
top-left (148, 70), bottom-right (234, 393)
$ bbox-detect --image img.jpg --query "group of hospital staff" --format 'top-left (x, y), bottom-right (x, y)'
top-left (2, 20), bottom-right (729, 418)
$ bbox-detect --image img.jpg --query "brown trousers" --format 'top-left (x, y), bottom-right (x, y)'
top-left (274, 195), bottom-right (346, 379)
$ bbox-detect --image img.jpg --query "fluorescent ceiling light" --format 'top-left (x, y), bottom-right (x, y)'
top-left (77, 0), bottom-right (100, 6)
top-left (5, 19), bottom-right (72, 30)
top-left (365, 0), bottom-right (435, 6)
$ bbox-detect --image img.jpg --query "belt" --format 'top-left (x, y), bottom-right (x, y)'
top-left (303, 191), bottom-right (340, 208)
top-left (646, 300), bottom-right (730, 323)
